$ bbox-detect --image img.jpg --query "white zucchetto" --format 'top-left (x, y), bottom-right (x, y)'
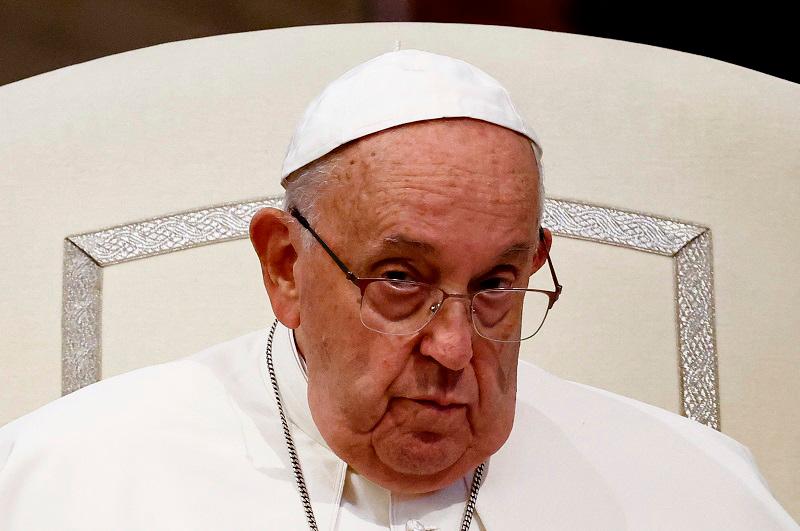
top-left (281, 49), bottom-right (542, 185)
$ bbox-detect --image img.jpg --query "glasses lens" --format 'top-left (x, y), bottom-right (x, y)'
top-left (472, 289), bottom-right (550, 342)
top-left (360, 280), bottom-right (442, 335)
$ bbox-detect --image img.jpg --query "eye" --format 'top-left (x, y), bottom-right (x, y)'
top-left (382, 269), bottom-right (413, 282)
top-left (478, 276), bottom-right (514, 290)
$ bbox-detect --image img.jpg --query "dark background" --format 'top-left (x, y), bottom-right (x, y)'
top-left (1, 0), bottom-right (796, 87)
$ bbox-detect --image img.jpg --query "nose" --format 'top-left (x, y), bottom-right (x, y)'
top-left (418, 296), bottom-right (474, 371)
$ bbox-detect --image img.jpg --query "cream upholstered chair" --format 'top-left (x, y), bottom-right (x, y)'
top-left (1, 23), bottom-right (797, 519)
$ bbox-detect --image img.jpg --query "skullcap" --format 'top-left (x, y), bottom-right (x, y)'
top-left (281, 49), bottom-right (542, 185)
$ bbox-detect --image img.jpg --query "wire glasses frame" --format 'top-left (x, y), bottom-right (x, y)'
top-left (289, 208), bottom-right (563, 342)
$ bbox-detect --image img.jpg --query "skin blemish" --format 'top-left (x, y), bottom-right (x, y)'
top-left (495, 362), bottom-right (509, 393)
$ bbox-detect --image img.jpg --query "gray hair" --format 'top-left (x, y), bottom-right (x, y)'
top-left (282, 151), bottom-right (344, 249)
top-left (283, 143), bottom-right (545, 249)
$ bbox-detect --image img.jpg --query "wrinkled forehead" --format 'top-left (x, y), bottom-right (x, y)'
top-left (321, 119), bottom-right (541, 243)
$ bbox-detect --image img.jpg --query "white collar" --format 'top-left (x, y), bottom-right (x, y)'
top-left (260, 322), bottom-right (346, 531)
top-left (269, 323), bottom-right (333, 451)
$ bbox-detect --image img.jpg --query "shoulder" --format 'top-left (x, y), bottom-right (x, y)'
top-left (0, 330), bottom-right (285, 528)
top-left (0, 329), bottom-right (271, 477)
top-left (488, 359), bottom-right (799, 529)
top-left (3, 331), bottom-right (256, 440)
top-left (513, 358), bottom-right (750, 459)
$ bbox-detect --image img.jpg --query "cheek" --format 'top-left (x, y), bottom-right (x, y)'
top-left (475, 341), bottom-right (518, 389)
top-left (495, 348), bottom-right (519, 394)
top-left (346, 336), bottom-right (419, 408)
top-left (308, 333), bottom-right (417, 433)
top-left (471, 344), bottom-right (518, 430)
top-left (295, 254), bottom-right (362, 368)
top-left (298, 274), bottom-right (356, 330)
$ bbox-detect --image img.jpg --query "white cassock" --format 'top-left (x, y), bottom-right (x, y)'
top-left (0, 323), bottom-right (797, 530)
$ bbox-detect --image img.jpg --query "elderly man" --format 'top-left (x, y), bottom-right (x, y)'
top-left (0, 50), bottom-right (797, 530)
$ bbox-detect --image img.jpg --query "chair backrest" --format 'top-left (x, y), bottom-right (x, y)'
top-left (1, 23), bottom-right (797, 519)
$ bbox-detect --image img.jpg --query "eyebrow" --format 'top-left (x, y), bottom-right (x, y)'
top-left (379, 235), bottom-right (534, 262)
top-left (497, 243), bottom-right (536, 262)
top-left (380, 235), bottom-right (437, 254)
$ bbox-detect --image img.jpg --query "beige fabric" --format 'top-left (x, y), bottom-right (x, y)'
top-left (0, 23), bottom-right (797, 519)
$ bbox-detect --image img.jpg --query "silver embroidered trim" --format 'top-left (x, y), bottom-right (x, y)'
top-left (61, 196), bottom-right (720, 429)
top-left (62, 240), bottom-right (103, 394)
top-left (675, 232), bottom-right (719, 429)
top-left (544, 198), bottom-right (719, 428)
top-left (61, 197), bottom-right (281, 395)
top-left (69, 198), bottom-right (282, 266)
top-left (542, 198), bottom-right (706, 255)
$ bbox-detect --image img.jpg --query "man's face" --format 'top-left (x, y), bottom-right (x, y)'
top-left (293, 118), bottom-right (542, 493)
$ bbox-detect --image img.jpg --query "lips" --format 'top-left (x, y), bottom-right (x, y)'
top-left (389, 398), bottom-right (469, 432)
top-left (413, 399), bottom-right (464, 411)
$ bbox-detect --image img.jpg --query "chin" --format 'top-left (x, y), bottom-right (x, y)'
top-left (376, 430), bottom-right (465, 476)
top-left (358, 431), bottom-right (487, 494)
top-left (377, 454), bottom-right (482, 495)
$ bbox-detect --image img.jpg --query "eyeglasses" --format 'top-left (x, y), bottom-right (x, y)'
top-left (290, 208), bottom-right (562, 343)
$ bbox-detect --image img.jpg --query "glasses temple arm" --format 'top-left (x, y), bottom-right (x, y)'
top-left (540, 227), bottom-right (563, 297)
top-left (290, 208), bottom-right (359, 282)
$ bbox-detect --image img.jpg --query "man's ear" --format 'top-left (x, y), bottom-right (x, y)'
top-left (531, 227), bottom-right (553, 274)
top-left (249, 207), bottom-right (301, 328)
